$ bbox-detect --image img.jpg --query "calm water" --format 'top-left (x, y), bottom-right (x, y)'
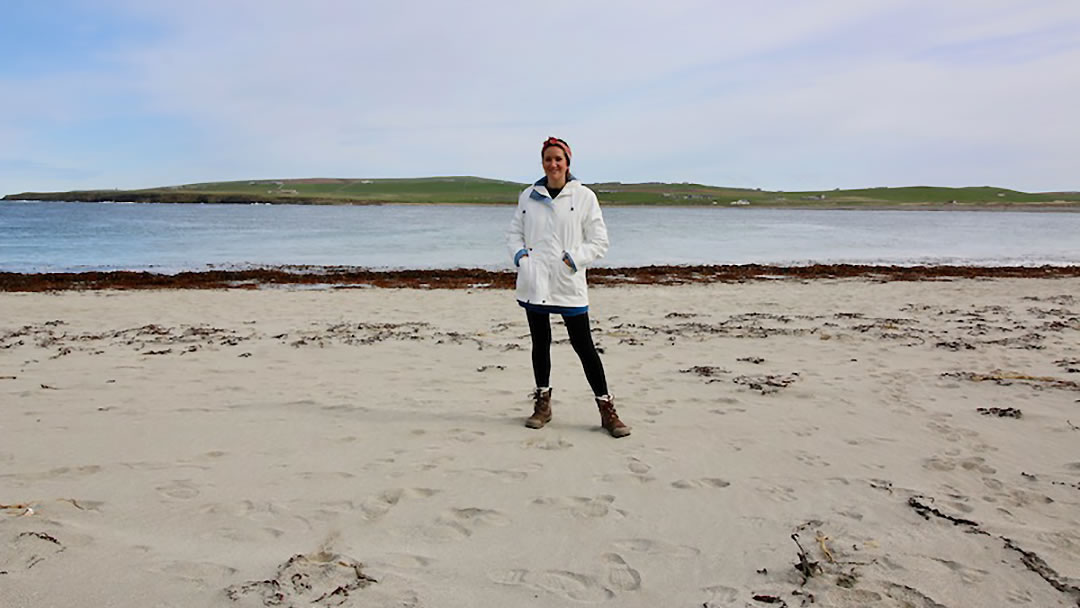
top-left (1, 201), bottom-right (1078, 273)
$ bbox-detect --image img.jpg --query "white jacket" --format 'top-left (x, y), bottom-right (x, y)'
top-left (506, 176), bottom-right (609, 307)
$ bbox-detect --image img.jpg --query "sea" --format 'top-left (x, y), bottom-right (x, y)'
top-left (1, 201), bottom-right (1078, 273)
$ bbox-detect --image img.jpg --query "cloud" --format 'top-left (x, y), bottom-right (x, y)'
top-left (3, 0), bottom-right (1079, 191)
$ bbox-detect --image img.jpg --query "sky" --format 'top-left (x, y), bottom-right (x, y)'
top-left (1, 0), bottom-right (1079, 195)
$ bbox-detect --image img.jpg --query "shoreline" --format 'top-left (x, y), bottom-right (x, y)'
top-left (5, 198), bottom-right (1080, 212)
top-left (3, 263), bottom-right (1080, 292)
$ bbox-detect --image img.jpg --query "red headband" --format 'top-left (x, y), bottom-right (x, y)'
top-left (541, 136), bottom-right (571, 160)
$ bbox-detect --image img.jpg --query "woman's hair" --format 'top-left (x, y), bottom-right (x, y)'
top-left (541, 136), bottom-right (571, 164)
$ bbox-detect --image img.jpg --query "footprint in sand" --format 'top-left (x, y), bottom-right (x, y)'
top-left (753, 482), bottom-right (798, 503)
top-left (596, 459), bottom-right (655, 484)
top-left (601, 553), bottom-right (641, 591)
top-left (533, 495), bottom-right (620, 519)
top-left (466, 462), bottom-right (543, 482)
top-left (4, 532), bottom-right (66, 571)
top-left (423, 507), bottom-right (511, 541)
top-left (360, 488), bottom-right (439, 521)
top-left (671, 478), bottom-right (731, 490)
top-left (373, 553), bottom-right (435, 570)
top-left (931, 557), bottom-right (989, 584)
top-left (150, 560), bottom-right (238, 581)
top-left (709, 407), bottom-right (747, 416)
top-left (701, 584), bottom-right (739, 604)
top-left (156, 480), bottom-right (201, 500)
top-left (490, 568), bottom-right (615, 602)
top-left (448, 428), bottom-right (486, 443)
top-left (596, 472), bottom-right (655, 484)
top-left (1005, 588), bottom-right (1036, 604)
top-left (522, 437), bottom-right (573, 451)
top-left (40, 465), bottom-right (104, 480)
top-left (296, 470), bottom-right (356, 482)
top-left (470, 468), bottom-right (528, 482)
top-left (823, 588), bottom-right (884, 603)
top-left (884, 582), bottom-right (948, 608)
top-left (1034, 529), bottom-right (1080, 556)
top-left (923, 456), bottom-right (996, 474)
top-left (794, 451), bottom-right (831, 467)
top-left (612, 538), bottom-right (701, 559)
top-left (225, 551), bottom-right (376, 606)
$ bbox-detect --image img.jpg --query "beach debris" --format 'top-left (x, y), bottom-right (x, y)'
top-left (10, 531), bottom-right (65, 570)
top-left (680, 365), bottom-right (730, 377)
top-left (835, 571), bottom-right (858, 588)
top-left (0, 375), bottom-right (15, 380)
top-left (4, 265), bottom-right (1080, 292)
top-left (476, 365), bottom-right (506, 372)
top-left (941, 370), bottom-right (1080, 391)
top-left (1022, 294), bottom-right (1076, 305)
top-left (733, 373), bottom-right (799, 394)
top-left (868, 479), bottom-right (893, 494)
top-left (791, 589), bottom-right (816, 605)
top-left (907, 495), bottom-right (1080, 605)
top-left (737, 356), bottom-right (765, 364)
top-left (977, 406), bottom-right (1022, 418)
top-left (1068, 420), bottom-right (1079, 431)
top-left (39, 383), bottom-right (57, 390)
top-left (57, 498), bottom-right (87, 510)
top-left (1001, 538), bottom-right (1080, 604)
top-left (935, 340), bottom-right (975, 351)
top-left (238, 352), bottom-right (252, 357)
top-left (791, 534), bottom-right (821, 585)
top-left (816, 531), bottom-right (835, 563)
top-left (664, 311), bottom-right (698, 318)
top-left (225, 551), bottom-right (376, 606)
top-left (752, 594), bottom-right (787, 605)
top-left (908, 496), bottom-right (978, 526)
top-left (18, 532), bottom-right (61, 546)
top-left (1055, 358), bottom-right (1080, 373)
top-left (142, 348), bottom-right (172, 355)
top-left (1, 503), bottom-right (34, 516)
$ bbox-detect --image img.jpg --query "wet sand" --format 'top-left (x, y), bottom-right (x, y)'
top-left (2, 277), bottom-right (1079, 607)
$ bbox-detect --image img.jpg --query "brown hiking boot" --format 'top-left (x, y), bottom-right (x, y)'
top-left (525, 388), bottom-right (552, 429)
top-left (596, 395), bottom-right (631, 438)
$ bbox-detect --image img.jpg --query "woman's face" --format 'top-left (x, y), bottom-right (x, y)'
top-left (542, 146), bottom-right (568, 184)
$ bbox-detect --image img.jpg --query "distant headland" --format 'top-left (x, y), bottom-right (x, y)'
top-left (4, 176), bottom-right (1079, 209)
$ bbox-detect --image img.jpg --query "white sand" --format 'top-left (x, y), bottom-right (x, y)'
top-left (2, 279), bottom-right (1079, 607)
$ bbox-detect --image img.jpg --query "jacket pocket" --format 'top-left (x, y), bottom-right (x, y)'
top-left (549, 258), bottom-right (578, 300)
top-left (516, 256), bottom-right (535, 299)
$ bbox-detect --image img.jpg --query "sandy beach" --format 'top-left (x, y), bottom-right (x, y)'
top-left (2, 278), bottom-right (1079, 607)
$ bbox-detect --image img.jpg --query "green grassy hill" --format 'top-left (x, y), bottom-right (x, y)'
top-left (5, 177), bottom-right (1079, 208)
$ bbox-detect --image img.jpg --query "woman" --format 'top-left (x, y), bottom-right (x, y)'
top-left (506, 136), bottom-right (630, 438)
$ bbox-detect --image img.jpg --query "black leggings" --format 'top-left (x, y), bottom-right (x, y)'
top-left (526, 310), bottom-right (608, 396)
